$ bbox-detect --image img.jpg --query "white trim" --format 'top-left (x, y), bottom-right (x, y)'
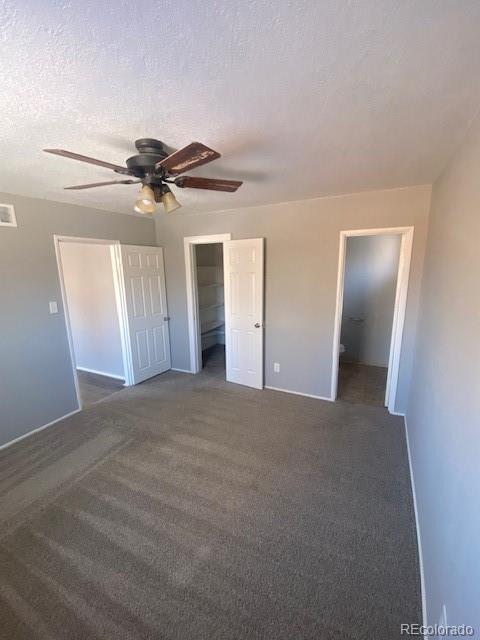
top-left (54, 235), bottom-right (119, 246)
top-left (384, 229), bottom-right (414, 410)
top-left (330, 226), bottom-right (414, 413)
top-left (53, 235), bottom-right (132, 409)
top-left (171, 367), bottom-right (193, 373)
top-left (184, 234), bottom-right (231, 373)
top-left (404, 415), bottom-right (428, 631)
top-left (331, 233), bottom-right (347, 402)
top-left (110, 244), bottom-right (135, 386)
top-left (265, 385), bottom-right (333, 402)
top-left (0, 409), bottom-right (81, 451)
top-left (76, 366), bottom-right (125, 381)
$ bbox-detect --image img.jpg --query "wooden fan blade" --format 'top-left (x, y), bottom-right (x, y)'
top-left (64, 179), bottom-right (141, 190)
top-left (155, 142), bottom-right (221, 176)
top-left (174, 176), bottom-right (243, 192)
top-left (44, 149), bottom-right (130, 174)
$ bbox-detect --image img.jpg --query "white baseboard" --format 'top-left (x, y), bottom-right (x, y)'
top-left (390, 410), bottom-right (406, 417)
top-left (171, 367), bottom-right (193, 374)
top-left (404, 415), bottom-right (428, 631)
top-left (76, 367), bottom-right (124, 381)
top-left (265, 385), bottom-right (333, 402)
top-left (0, 408), bottom-right (81, 452)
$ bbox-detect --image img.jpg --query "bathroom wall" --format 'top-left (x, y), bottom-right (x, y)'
top-left (340, 234), bottom-right (401, 367)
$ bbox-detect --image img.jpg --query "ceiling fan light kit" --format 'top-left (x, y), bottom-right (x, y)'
top-left (44, 138), bottom-right (243, 215)
top-left (133, 183), bottom-right (156, 215)
top-left (159, 186), bottom-right (181, 214)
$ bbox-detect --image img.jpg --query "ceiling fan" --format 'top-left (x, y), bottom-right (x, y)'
top-left (43, 138), bottom-right (243, 214)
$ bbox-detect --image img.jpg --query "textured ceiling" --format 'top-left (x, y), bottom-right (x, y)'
top-left (1, 0), bottom-right (480, 216)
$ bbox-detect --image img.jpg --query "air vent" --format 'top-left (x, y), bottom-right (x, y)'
top-left (0, 203), bottom-right (17, 227)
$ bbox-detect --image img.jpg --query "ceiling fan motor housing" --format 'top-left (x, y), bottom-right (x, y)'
top-left (126, 138), bottom-right (169, 178)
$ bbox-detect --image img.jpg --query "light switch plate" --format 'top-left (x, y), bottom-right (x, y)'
top-left (49, 301), bottom-right (58, 314)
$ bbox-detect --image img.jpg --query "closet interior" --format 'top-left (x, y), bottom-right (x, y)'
top-left (195, 243), bottom-right (225, 370)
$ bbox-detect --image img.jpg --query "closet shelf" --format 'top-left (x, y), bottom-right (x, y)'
top-left (201, 320), bottom-right (225, 335)
top-left (199, 302), bottom-right (224, 311)
top-left (198, 282), bottom-right (223, 289)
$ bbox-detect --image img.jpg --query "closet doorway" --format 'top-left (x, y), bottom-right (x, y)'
top-left (196, 242), bottom-right (226, 376)
top-left (184, 234), bottom-right (265, 389)
top-left (185, 234), bottom-right (230, 376)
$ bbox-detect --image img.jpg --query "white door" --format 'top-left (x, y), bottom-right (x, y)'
top-left (223, 238), bottom-right (264, 389)
top-left (119, 245), bottom-right (171, 384)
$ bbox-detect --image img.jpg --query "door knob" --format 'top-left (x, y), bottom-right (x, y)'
top-left (163, 316), bottom-right (170, 321)
top-left (254, 322), bottom-right (262, 328)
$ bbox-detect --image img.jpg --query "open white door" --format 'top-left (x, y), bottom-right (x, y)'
top-left (118, 245), bottom-right (171, 384)
top-left (223, 238), bottom-right (264, 389)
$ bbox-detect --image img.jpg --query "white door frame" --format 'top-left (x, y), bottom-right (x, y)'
top-left (330, 226), bottom-right (414, 413)
top-left (53, 235), bottom-right (133, 410)
top-left (184, 233), bottom-right (231, 373)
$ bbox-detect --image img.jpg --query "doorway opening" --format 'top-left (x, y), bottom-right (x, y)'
top-left (185, 234), bottom-right (265, 389)
top-left (185, 234), bottom-right (230, 377)
top-left (331, 227), bottom-right (413, 413)
top-left (338, 234), bottom-right (401, 406)
top-left (56, 238), bottom-right (172, 408)
top-left (55, 237), bottom-right (127, 409)
top-left (195, 243), bottom-right (226, 377)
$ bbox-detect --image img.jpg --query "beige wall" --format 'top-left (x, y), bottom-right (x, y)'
top-left (155, 184), bottom-right (431, 412)
top-left (0, 193), bottom-right (155, 447)
top-left (407, 115), bottom-right (480, 627)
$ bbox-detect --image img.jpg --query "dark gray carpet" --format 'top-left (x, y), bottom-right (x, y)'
top-left (201, 343), bottom-right (226, 372)
top-left (77, 370), bottom-right (125, 408)
top-left (0, 357), bottom-right (421, 639)
top-left (338, 362), bottom-right (388, 407)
